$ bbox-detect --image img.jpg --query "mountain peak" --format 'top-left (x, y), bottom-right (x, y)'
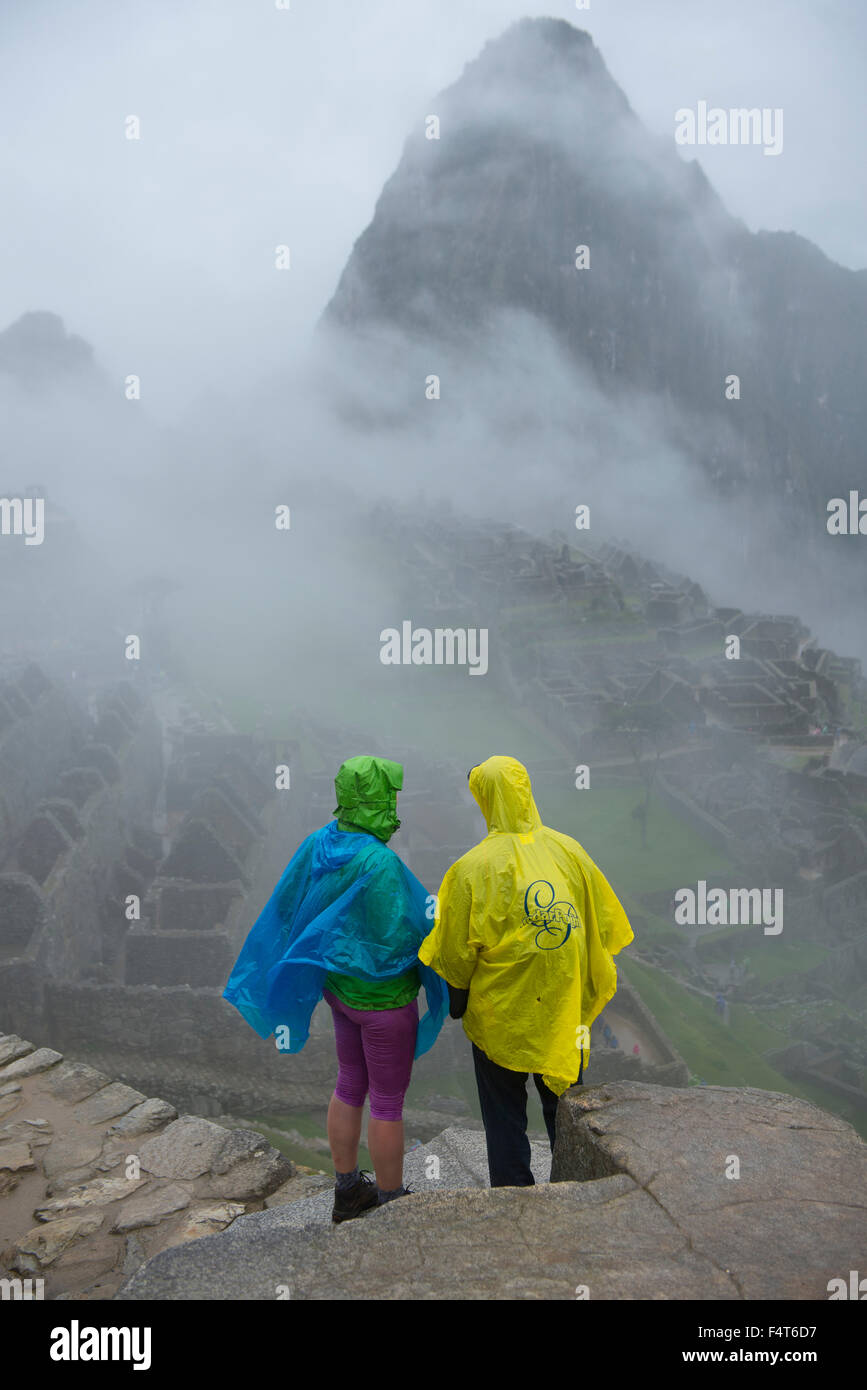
top-left (320, 17), bottom-right (867, 543)
top-left (0, 312), bottom-right (95, 383)
top-left (438, 14), bottom-right (633, 132)
top-left (322, 19), bottom-right (703, 340)
top-left (469, 16), bottom-right (600, 71)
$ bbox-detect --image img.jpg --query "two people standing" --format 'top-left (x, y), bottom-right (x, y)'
top-left (224, 752), bottom-right (632, 1220)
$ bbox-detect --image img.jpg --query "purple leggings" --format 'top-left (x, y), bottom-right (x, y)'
top-left (323, 988), bottom-right (419, 1121)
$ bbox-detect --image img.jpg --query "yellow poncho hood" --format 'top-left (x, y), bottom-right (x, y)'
top-left (419, 755), bottom-right (634, 1094)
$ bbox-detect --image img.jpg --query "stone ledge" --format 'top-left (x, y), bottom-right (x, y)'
top-left (117, 1082), bottom-right (867, 1301)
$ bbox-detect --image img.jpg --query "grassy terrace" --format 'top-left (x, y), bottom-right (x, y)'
top-left (619, 956), bottom-right (867, 1139)
top-left (532, 781), bottom-right (737, 898)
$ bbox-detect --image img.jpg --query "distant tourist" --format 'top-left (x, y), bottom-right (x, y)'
top-left (633, 1042), bottom-right (641, 1056)
top-left (223, 756), bottom-right (448, 1222)
top-left (420, 756), bottom-right (633, 1187)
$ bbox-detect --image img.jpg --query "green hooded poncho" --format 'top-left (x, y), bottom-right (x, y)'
top-left (334, 755), bottom-right (403, 841)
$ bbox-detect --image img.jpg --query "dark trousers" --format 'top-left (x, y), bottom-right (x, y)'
top-left (471, 1042), bottom-right (583, 1188)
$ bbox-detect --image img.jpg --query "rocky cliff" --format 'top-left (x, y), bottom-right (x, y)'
top-left (118, 1078), bottom-right (867, 1301)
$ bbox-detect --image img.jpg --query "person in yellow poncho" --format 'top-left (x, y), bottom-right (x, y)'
top-left (418, 755), bottom-right (634, 1187)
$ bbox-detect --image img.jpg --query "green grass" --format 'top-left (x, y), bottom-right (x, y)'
top-left (254, 1110), bottom-right (325, 1139)
top-left (240, 1120), bottom-right (336, 1173)
top-left (619, 955), bottom-right (790, 1089)
top-left (765, 750), bottom-right (818, 772)
top-left (224, 666), bottom-right (571, 768)
top-left (846, 696), bottom-right (867, 734)
top-left (501, 604), bottom-right (645, 636)
top-left (533, 782), bottom-right (738, 897)
top-left (532, 628), bottom-right (655, 650)
top-left (237, 1112), bottom-right (369, 1176)
top-left (739, 939), bottom-right (830, 984)
top-left (680, 640), bottom-right (728, 661)
top-left (619, 956), bottom-right (867, 1138)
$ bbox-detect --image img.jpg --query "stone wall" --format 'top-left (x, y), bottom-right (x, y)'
top-left (0, 674), bottom-right (163, 1017)
top-left (0, 667), bottom-right (91, 858)
top-left (39, 983), bottom-right (337, 1114)
top-left (0, 668), bottom-right (307, 1115)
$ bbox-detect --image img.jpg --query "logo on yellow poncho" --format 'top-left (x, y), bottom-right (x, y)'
top-left (524, 879), bottom-right (580, 950)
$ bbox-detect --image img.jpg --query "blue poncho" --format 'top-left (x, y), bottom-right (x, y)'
top-left (222, 821), bottom-right (449, 1058)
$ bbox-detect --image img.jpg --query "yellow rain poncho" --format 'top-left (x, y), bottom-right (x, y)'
top-left (418, 755), bottom-right (634, 1095)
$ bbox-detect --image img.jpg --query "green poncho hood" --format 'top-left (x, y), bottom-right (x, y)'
top-left (334, 755), bottom-right (402, 841)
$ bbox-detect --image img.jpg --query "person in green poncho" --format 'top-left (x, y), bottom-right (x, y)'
top-left (321, 755), bottom-right (422, 1220)
top-left (223, 753), bottom-right (448, 1224)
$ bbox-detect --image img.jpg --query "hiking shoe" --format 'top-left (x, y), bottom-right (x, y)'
top-left (331, 1170), bottom-right (379, 1224)
top-left (376, 1184), bottom-right (412, 1206)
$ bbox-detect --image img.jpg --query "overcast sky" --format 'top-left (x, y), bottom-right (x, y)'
top-left (2, 0), bottom-right (865, 417)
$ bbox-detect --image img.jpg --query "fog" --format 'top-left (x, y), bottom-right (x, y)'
top-left (2, 1), bottom-right (866, 688)
top-left (2, 0), bottom-right (866, 409)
